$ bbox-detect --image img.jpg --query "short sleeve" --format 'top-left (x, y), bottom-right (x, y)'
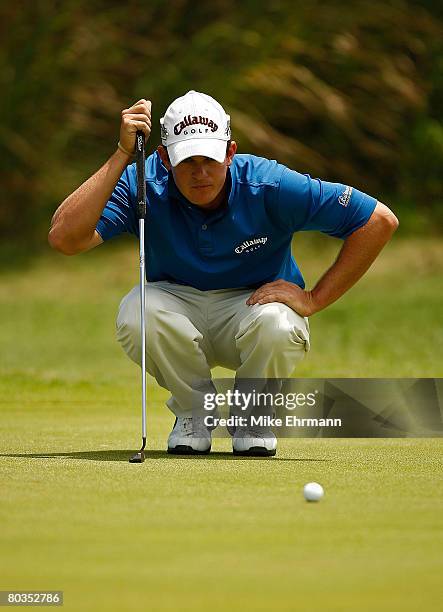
top-left (95, 165), bottom-right (138, 240)
top-left (276, 168), bottom-right (378, 239)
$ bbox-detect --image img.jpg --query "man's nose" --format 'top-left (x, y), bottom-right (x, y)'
top-left (192, 163), bottom-right (209, 179)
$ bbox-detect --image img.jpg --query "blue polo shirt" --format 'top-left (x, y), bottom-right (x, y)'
top-left (96, 152), bottom-right (377, 290)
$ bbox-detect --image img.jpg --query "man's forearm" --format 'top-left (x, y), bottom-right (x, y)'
top-left (48, 148), bottom-right (131, 254)
top-left (309, 202), bottom-right (399, 314)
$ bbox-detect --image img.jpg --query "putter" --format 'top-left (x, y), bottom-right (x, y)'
top-left (129, 130), bottom-right (147, 463)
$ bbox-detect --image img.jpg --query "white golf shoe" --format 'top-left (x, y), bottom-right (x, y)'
top-left (232, 426), bottom-right (277, 457)
top-left (167, 417), bottom-right (212, 455)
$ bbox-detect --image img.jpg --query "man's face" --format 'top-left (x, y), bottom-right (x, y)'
top-left (158, 142), bottom-right (237, 209)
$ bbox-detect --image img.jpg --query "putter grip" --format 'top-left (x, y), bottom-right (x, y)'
top-left (135, 130), bottom-right (146, 219)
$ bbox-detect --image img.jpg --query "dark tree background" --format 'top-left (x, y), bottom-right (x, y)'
top-left (1, 0), bottom-right (442, 257)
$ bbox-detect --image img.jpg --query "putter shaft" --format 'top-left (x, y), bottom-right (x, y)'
top-left (129, 130), bottom-right (147, 463)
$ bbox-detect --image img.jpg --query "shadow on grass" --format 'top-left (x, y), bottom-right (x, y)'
top-left (0, 450), bottom-right (329, 463)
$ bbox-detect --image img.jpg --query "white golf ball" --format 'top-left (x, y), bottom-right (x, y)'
top-left (303, 482), bottom-right (324, 502)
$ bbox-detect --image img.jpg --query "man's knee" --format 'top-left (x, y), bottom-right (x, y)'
top-left (116, 287), bottom-right (140, 341)
top-left (116, 288), bottom-right (202, 355)
top-left (116, 286), bottom-right (173, 341)
top-left (239, 304), bottom-right (310, 351)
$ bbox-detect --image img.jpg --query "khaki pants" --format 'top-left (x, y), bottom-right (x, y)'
top-left (116, 281), bottom-right (310, 417)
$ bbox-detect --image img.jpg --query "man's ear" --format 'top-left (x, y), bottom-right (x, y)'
top-left (157, 145), bottom-right (172, 171)
top-left (226, 141), bottom-right (237, 166)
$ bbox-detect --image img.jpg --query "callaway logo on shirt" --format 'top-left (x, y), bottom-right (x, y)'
top-left (235, 237), bottom-right (268, 254)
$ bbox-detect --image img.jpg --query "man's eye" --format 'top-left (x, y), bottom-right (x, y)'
top-left (180, 157), bottom-right (215, 166)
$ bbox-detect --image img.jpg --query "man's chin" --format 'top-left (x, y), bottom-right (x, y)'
top-left (184, 183), bottom-right (226, 208)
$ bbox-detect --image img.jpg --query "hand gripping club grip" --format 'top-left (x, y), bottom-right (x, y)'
top-left (135, 131), bottom-right (146, 219)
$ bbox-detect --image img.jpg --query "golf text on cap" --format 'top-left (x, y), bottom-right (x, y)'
top-left (174, 115), bottom-right (218, 135)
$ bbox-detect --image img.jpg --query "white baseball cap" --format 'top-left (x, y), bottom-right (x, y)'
top-left (160, 90), bottom-right (231, 167)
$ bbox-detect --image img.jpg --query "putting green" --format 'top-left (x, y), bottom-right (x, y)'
top-left (1, 379), bottom-right (442, 611)
top-left (1, 237), bottom-right (442, 610)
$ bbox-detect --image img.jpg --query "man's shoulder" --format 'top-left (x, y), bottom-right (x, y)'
top-left (232, 154), bottom-right (287, 187)
top-left (122, 150), bottom-right (168, 190)
top-left (146, 150), bottom-right (169, 185)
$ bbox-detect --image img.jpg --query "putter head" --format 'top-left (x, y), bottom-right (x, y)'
top-left (129, 451), bottom-right (145, 463)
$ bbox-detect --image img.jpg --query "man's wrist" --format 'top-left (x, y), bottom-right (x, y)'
top-left (304, 289), bottom-right (321, 316)
top-left (117, 141), bottom-right (135, 158)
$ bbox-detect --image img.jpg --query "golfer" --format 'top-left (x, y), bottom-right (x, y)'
top-left (49, 91), bottom-right (399, 457)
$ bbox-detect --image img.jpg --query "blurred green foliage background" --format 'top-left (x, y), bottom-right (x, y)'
top-left (1, 0), bottom-right (442, 256)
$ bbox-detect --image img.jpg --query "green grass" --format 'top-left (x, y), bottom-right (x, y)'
top-left (1, 235), bottom-right (442, 611)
